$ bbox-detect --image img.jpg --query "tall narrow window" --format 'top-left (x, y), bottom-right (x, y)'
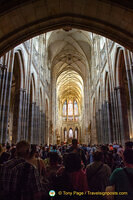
top-left (63, 100), bottom-right (67, 116)
top-left (69, 128), bottom-right (73, 138)
top-left (68, 100), bottom-right (73, 116)
top-left (64, 128), bottom-right (67, 141)
top-left (74, 100), bottom-right (78, 115)
top-left (75, 128), bottom-right (78, 139)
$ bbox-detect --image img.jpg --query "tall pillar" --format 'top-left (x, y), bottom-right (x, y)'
top-left (12, 88), bottom-right (24, 143)
top-left (41, 112), bottom-right (45, 144)
top-left (124, 49), bottom-right (133, 139)
top-left (25, 93), bottom-right (30, 141)
top-left (113, 88), bottom-right (121, 143)
top-left (106, 101), bottom-right (112, 143)
top-left (0, 68), bottom-right (13, 143)
top-left (0, 69), bottom-right (7, 143)
top-left (28, 102), bottom-right (35, 144)
top-left (115, 86), bottom-right (129, 144)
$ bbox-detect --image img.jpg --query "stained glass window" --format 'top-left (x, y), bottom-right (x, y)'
top-left (68, 100), bottom-right (73, 116)
top-left (75, 129), bottom-right (78, 139)
top-left (64, 129), bottom-right (67, 141)
top-left (69, 128), bottom-right (73, 138)
top-left (74, 100), bottom-right (78, 115)
top-left (62, 99), bottom-right (79, 121)
top-left (63, 101), bottom-right (67, 116)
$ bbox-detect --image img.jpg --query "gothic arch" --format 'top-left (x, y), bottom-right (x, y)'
top-left (10, 52), bottom-right (23, 143)
top-left (12, 50), bottom-right (25, 89)
top-left (30, 74), bottom-right (36, 103)
top-left (14, 48), bottom-right (26, 88)
top-left (0, 0), bottom-right (133, 56)
top-left (28, 75), bottom-right (36, 143)
top-left (114, 48), bottom-right (130, 143)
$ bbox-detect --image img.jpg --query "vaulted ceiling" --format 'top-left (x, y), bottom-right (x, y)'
top-left (48, 29), bottom-right (92, 108)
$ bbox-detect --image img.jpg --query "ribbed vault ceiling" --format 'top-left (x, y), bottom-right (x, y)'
top-left (57, 69), bottom-right (84, 103)
top-left (48, 29), bottom-right (92, 107)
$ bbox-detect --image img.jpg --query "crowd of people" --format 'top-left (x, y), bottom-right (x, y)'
top-left (0, 139), bottom-right (133, 200)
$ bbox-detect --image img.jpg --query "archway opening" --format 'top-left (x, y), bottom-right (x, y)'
top-left (8, 53), bottom-right (21, 144)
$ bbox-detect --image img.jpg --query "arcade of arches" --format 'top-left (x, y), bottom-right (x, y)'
top-left (0, 29), bottom-right (133, 146)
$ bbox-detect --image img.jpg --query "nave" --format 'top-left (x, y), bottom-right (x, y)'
top-left (0, 1), bottom-right (133, 199)
top-left (0, 29), bottom-right (133, 146)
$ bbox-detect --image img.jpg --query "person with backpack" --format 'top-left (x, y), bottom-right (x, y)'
top-left (86, 151), bottom-right (111, 197)
top-left (106, 149), bottom-right (133, 200)
top-left (0, 140), bottom-right (43, 200)
top-left (67, 139), bottom-right (86, 166)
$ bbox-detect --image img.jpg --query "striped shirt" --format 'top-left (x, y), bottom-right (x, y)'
top-left (0, 158), bottom-right (42, 194)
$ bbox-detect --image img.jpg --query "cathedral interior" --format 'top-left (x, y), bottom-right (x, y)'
top-left (0, 0), bottom-right (133, 146)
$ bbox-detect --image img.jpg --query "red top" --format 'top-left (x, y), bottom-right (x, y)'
top-left (68, 169), bottom-right (88, 192)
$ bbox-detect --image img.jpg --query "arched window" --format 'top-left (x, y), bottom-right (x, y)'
top-left (68, 100), bottom-right (73, 116)
top-left (62, 99), bottom-right (79, 121)
top-left (63, 100), bottom-right (67, 116)
top-left (75, 128), bottom-right (78, 139)
top-left (64, 128), bottom-right (67, 141)
top-left (74, 100), bottom-right (78, 115)
top-left (69, 128), bottom-right (73, 138)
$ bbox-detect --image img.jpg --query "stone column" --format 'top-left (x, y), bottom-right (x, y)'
top-left (103, 101), bottom-right (109, 144)
top-left (25, 93), bottom-right (30, 141)
top-left (28, 102), bottom-right (35, 143)
top-left (95, 111), bottom-right (99, 143)
top-left (0, 68), bottom-right (13, 143)
top-left (106, 101), bottom-right (112, 143)
top-left (39, 110), bottom-right (42, 144)
top-left (2, 71), bottom-right (13, 143)
top-left (43, 113), bottom-right (46, 144)
top-left (12, 88), bottom-right (24, 143)
top-left (113, 88), bottom-right (120, 143)
top-left (0, 69), bottom-right (7, 143)
top-left (33, 103), bottom-right (37, 144)
top-left (36, 105), bottom-right (40, 144)
top-left (101, 104), bottom-right (105, 144)
top-left (97, 109), bottom-right (102, 144)
top-left (41, 112), bottom-right (45, 144)
top-left (108, 94), bottom-right (115, 143)
top-left (20, 89), bottom-right (27, 140)
top-left (124, 49), bottom-right (133, 138)
top-left (115, 86), bottom-right (129, 144)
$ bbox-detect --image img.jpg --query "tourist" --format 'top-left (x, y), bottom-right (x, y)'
top-left (125, 141), bottom-right (133, 150)
top-left (106, 149), bottom-right (133, 200)
top-left (53, 152), bottom-right (88, 195)
top-left (67, 139), bottom-right (86, 166)
top-left (0, 144), bottom-right (10, 164)
top-left (45, 152), bottom-right (61, 182)
top-left (28, 144), bottom-right (45, 176)
top-left (86, 151), bottom-right (111, 192)
top-left (0, 140), bottom-right (43, 200)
